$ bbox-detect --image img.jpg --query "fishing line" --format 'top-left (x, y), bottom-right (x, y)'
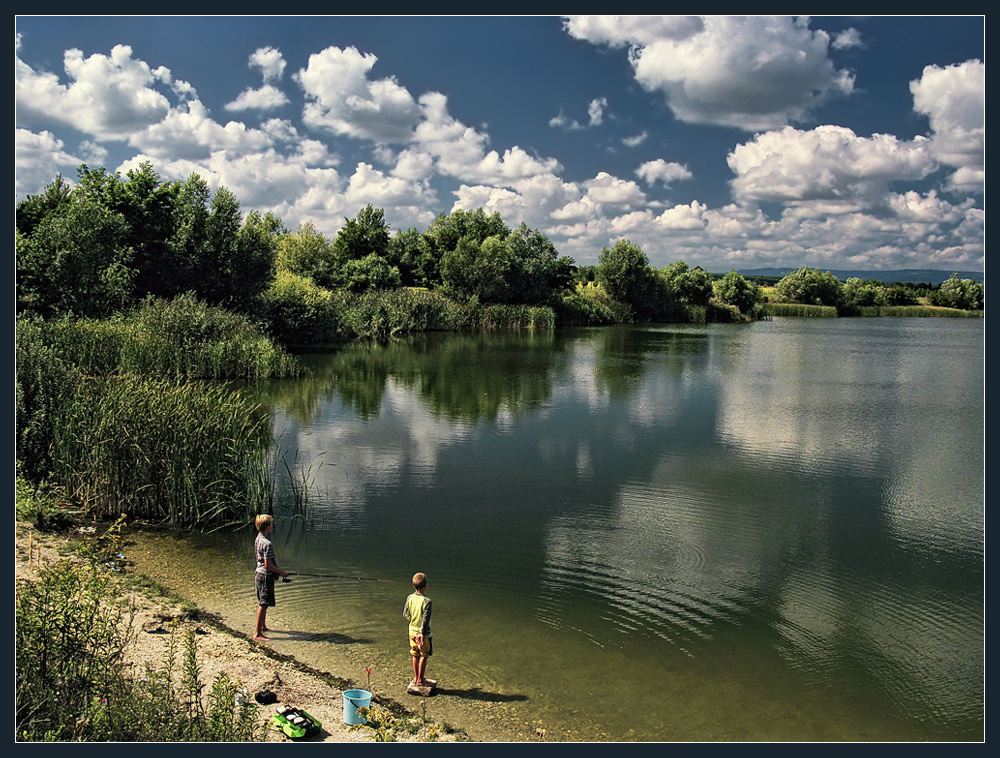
top-left (286, 571), bottom-right (394, 583)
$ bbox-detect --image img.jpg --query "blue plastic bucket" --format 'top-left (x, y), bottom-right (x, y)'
top-left (342, 689), bottom-right (372, 725)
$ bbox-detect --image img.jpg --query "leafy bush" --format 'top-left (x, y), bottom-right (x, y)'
top-left (714, 271), bottom-right (762, 314)
top-left (16, 559), bottom-right (264, 742)
top-left (16, 560), bottom-right (136, 741)
top-left (928, 273), bottom-right (984, 311)
top-left (774, 267), bottom-right (844, 307)
top-left (261, 270), bottom-right (338, 345)
top-left (555, 291), bottom-right (627, 326)
top-left (336, 253), bottom-right (403, 293)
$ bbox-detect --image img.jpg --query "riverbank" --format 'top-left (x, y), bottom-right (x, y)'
top-left (16, 520), bottom-right (529, 743)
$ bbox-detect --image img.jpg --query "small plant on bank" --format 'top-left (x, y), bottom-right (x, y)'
top-left (16, 558), bottom-right (264, 742)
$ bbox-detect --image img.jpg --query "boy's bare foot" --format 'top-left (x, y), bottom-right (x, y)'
top-left (253, 634), bottom-right (268, 641)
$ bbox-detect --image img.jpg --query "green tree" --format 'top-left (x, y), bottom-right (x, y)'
top-left (843, 277), bottom-right (886, 308)
top-left (16, 174), bottom-right (73, 237)
top-left (438, 223), bottom-right (570, 305)
top-left (596, 239), bottom-right (651, 307)
top-left (385, 227), bottom-right (425, 287)
top-left (337, 253), bottom-right (403, 293)
top-left (116, 163), bottom-right (181, 300)
top-left (230, 210), bottom-right (282, 312)
top-left (883, 284), bottom-right (917, 306)
top-left (276, 221), bottom-right (340, 289)
top-left (506, 223), bottom-right (574, 304)
top-left (332, 204), bottom-right (391, 265)
top-left (660, 261), bottom-right (713, 306)
top-left (714, 270), bottom-right (761, 313)
top-left (929, 273), bottom-right (984, 310)
top-left (166, 174), bottom-right (212, 297)
top-left (16, 197), bottom-right (134, 318)
top-left (774, 267), bottom-right (844, 307)
top-left (420, 209), bottom-right (510, 288)
top-left (574, 265), bottom-right (599, 286)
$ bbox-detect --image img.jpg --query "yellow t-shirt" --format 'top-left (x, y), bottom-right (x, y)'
top-left (403, 592), bottom-right (432, 638)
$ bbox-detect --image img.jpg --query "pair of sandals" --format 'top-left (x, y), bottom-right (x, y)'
top-left (143, 621), bottom-right (209, 635)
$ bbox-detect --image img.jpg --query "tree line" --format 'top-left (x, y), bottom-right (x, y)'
top-left (765, 267), bottom-right (984, 313)
top-left (17, 163), bottom-right (769, 346)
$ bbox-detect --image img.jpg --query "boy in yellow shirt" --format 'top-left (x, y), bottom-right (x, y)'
top-left (403, 572), bottom-right (435, 688)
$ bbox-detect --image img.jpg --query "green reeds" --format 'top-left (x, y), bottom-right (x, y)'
top-left (121, 294), bottom-right (300, 379)
top-left (762, 303), bottom-right (839, 318)
top-left (854, 304), bottom-right (983, 318)
top-left (17, 295), bottom-right (300, 381)
top-left (52, 374), bottom-right (273, 527)
top-left (472, 303), bottom-right (555, 331)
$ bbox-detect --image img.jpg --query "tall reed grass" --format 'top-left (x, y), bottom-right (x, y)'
top-left (18, 295), bottom-right (300, 380)
top-left (51, 374), bottom-right (273, 526)
top-left (326, 288), bottom-right (555, 340)
top-left (762, 303), bottom-right (839, 318)
top-left (472, 303), bottom-right (555, 330)
top-left (853, 304), bottom-right (983, 318)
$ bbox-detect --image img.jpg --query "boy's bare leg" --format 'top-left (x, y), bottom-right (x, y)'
top-left (254, 606), bottom-right (269, 640)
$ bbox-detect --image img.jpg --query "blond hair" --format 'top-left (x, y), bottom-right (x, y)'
top-left (255, 514), bottom-right (274, 533)
top-left (412, 572), bottom-right (427, 590)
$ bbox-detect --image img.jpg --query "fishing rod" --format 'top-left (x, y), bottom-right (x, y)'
top-left (285, 572), bottom-right (394, 583)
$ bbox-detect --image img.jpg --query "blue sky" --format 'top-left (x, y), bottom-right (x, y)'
top-left (15, 15), bottom-right (984, 273)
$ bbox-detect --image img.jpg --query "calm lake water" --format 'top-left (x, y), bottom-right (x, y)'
top-left (133, 317), bottom-right (984, 741)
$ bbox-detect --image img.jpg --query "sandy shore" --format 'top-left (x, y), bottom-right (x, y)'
top-left (16, 520), bottom-right (529, 743)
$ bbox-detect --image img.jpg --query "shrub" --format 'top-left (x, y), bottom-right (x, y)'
top-left (17, 560), bottom-right (137, 741)
top-left (714, 271), bottom-right (761, 314)
top-left (261, 270), bottom-right (338, 345)
top-left (774, 267), bottom-right (844, 307)
top-left (16, 558), bottom-right (264, 742)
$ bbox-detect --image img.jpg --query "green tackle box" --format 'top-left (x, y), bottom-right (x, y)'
top-left (271, 704), bottom-right (322, 739)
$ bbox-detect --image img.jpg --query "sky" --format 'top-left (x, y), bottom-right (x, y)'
top-left (15, 15), bottom-right (985, 274)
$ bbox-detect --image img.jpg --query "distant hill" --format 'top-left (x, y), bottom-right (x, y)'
top-left (734, 268), bottom-right (984, 286)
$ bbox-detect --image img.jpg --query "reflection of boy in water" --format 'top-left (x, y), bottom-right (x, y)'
top-left (403, 572), bottom-right (435, 687)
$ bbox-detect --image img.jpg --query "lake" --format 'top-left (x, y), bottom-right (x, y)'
top-left (129, 317), bottom-right (984, 741)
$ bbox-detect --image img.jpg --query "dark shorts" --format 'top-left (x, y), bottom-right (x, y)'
top-left (255, 572), bottom-right (276, 607)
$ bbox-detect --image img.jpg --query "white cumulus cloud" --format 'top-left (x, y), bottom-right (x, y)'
top-left (636, 159), bottom-right (693, 186)
top-left (296, 46), bottom-right (421, 143)
top-left (565, 15), bottom-right (854, 131)
top-left (727, 125), bottom-right (936, 212)
top-left (16, 44), bottom-right (174, 140)
top-left (910, 59), bottom-right (984, 194)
